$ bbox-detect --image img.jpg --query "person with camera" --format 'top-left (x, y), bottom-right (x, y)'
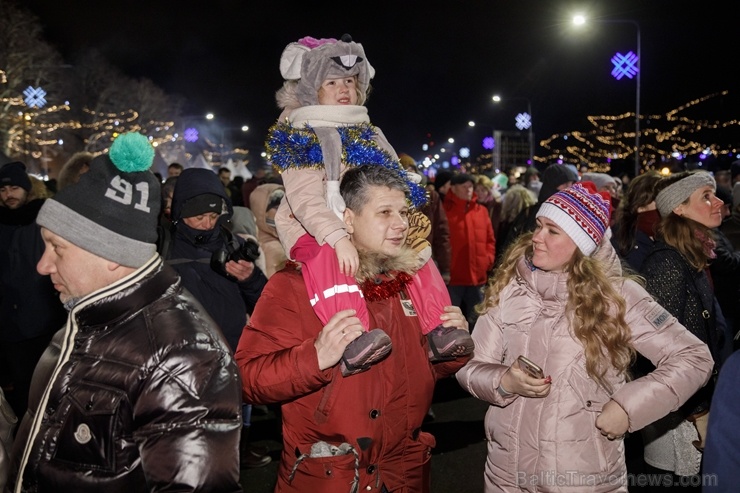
top-left (455, 184), bottom-right (714, 491)
top-left (163, 167), bottom-right (271, 469)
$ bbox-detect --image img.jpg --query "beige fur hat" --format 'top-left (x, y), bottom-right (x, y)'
top-left (279, 34), bottom-right (375, 107)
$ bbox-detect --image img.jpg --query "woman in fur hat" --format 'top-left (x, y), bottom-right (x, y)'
top-left (265, 35), bottom-right (473, 377)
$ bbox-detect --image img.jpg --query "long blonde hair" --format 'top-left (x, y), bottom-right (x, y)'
top-left (479, 233), bottom-right (635, 392)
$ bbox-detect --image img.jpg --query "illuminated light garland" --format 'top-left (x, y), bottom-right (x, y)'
top-left (538, 91), bottom-right (738, 173)
top-left (266, 122), bottom-right (428, 208)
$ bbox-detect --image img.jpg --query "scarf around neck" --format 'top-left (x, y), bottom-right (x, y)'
top-left (288, 105), bottom-right (370, 128)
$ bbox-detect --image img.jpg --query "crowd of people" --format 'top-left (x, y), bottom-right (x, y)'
top-left (1, 33), bottom-right (740, 493)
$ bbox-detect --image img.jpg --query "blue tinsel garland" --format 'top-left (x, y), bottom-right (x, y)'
top-left (266, 122), bottom-right (427, 208)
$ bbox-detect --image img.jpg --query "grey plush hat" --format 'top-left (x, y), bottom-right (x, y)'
top-left (279, 34), bottom-right (375, 107)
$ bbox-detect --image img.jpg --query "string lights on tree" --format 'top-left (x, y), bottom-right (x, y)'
top-left (536, 91), bottom-right (738, 173)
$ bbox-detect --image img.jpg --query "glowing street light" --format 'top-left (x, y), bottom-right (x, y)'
top-left (572, 13), bottom-right (641, 176)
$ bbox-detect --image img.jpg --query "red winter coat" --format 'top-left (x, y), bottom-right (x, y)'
top-left (444, 191), bottom-right (496, 286)
top-left (236, 264), bottom-right (469, 493)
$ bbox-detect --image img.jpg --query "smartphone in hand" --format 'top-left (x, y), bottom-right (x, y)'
top-left (517, 355), bottom-right (544, 379)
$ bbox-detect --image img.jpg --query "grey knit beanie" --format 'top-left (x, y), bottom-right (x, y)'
top-left (655, 171), bottom-right (715, 217)
top-left (37, 132), bottom-right (161, 267)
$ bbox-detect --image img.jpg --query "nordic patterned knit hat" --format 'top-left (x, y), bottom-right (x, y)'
top-left (536, 183), bottom-right (611, 256)
top-left (279, 34), bottom-right (375, 107)
top-left (37, 132), bottom-right (161, 267)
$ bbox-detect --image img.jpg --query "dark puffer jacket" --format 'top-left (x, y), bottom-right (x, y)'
top-left (8, 257), bottom-right (243, 493)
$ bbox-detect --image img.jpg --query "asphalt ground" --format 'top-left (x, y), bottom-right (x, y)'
top-left (240, 375), bottom-right (663, 492)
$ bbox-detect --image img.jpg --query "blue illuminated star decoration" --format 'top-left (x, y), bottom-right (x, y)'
top-left (23, 86), bottom-right (47, 108)
top-left (482, 136), bottom-right (495, 150)
top-left (611, 51), bottom-right (639, 80)
top-left (515, 113), bottom-right (532, 130)
top-left (183, 127), bottom-right (199, 143)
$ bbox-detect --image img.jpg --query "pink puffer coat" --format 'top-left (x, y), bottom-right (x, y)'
top-left (456, 241), bottom-right (713, 492)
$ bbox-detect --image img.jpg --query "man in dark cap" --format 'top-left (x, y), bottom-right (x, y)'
top-left (443, 173), bottom-right (495, 328)
top-left (7, 134), bottom-right (243, 492)
top-left (0, 161), bottom-right (66, 419)
top-left (165, 167), bottom-right (271, 469)
top-left (433, 169), bottom-right (453, 201)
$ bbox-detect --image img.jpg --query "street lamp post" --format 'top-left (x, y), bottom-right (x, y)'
top-left (492, 95), bottom-right (534, 166)
top-left (220, 125), bottom-right (250, 160)
top-left (468, 120), bottom-right (496, 171)
top-left (572, 14), bottom-right (641, 176)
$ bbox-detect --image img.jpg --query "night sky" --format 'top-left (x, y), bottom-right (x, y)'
top-left (23, 0), bottom-right (739, 162)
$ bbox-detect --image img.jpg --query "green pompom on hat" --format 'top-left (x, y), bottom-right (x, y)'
top-left (37, 132), bottom-right (161, 268)
top-left (109, 131), bottom-right (156, 172)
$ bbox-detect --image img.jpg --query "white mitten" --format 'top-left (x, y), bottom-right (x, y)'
top-left (326, 180), bottom-right (346, 220)
top-left (406, 171), bottom-right (423, 184)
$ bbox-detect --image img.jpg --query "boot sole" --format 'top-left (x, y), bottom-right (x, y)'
top-left (341, 332), bottom-right (392, 376)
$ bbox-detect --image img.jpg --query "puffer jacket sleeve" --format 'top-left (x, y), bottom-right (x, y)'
top-left (134, 340), bottom-right (243, 492)
top-left (236, 270), bottom-right (333, 405)
top-left (609, 279), bottom-right (714, 433)
top-left (456, 301), bottom-right (518, 407)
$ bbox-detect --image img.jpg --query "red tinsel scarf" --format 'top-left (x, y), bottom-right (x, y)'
top-left (285, 261), bottom-right (414, 302)
top-left (360, 272), bottom-right (414, 302)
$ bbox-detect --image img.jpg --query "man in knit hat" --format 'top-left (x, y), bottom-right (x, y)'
top-left (0, 161), bottom-right (66, 421)
top-left (433, 169), bottom-right (453, 200)
top-left (7, 133), bottom-right (243, 492)
top-left (0, 161), bottom-right (32, 210)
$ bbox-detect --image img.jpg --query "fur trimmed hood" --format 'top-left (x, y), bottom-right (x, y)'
top-left (355, 247), bottom-right (419, 284)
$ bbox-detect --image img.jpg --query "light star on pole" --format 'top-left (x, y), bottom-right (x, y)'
top-left (23, 86), bottom-right (47, 108)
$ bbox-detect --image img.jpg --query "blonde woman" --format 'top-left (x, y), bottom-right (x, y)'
top-left (456, 183), bottom-right (713, 492)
